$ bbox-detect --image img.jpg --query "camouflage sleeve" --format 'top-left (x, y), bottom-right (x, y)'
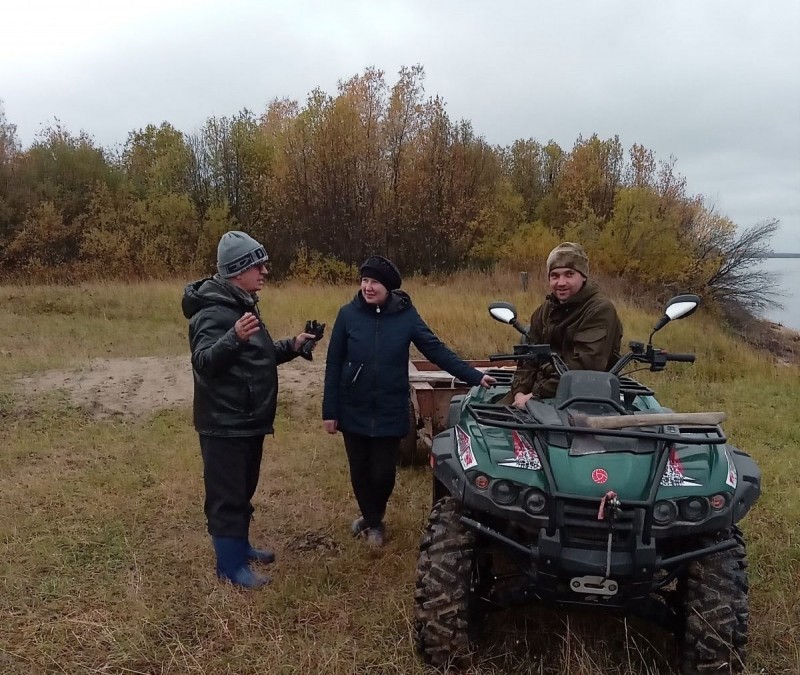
top-left (510, 360), bottom-right (537, 397)
top-left (533, 363), bottom-right (559, 399)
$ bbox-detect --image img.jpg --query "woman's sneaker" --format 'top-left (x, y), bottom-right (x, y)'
top-left (366, 524), bottom-right (385, 548)
top-left (351, 516), bottom-right (368, 538)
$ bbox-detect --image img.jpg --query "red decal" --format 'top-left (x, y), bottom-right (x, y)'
top-left (592, 468), bottom-right (608, 484)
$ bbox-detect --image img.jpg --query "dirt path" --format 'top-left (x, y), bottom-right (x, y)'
top-left (14, 356), bottom-right (326, 419)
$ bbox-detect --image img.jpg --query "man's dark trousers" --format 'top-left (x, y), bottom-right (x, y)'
top-left (200, 434), bottom-right (265, 537)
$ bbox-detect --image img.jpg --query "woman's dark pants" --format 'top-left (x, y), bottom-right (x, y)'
top-left (342, 432), bottom-right (401, 529)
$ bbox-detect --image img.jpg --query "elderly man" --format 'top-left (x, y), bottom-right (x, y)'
top-left (182, 231), bottom-right (317, 588)
top-left (511, 242), bottom-right (623, 407)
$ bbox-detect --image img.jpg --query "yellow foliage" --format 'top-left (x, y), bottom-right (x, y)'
top-left (4, 201), bottom-right (80, 275)
top-left (592, 188), bottom-right (693, 286)
top-left (494, 221), bottom-right (560, 272)
top-left (288, 247), bottom-right (357, 284)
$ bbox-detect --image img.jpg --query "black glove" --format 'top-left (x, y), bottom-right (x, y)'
top-left (299, 319), bottom-right (326, 360)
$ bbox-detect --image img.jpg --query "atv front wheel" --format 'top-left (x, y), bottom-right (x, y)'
top-left (413, 496), bottom-right (478, 668)
top-left (679, 527), bottom-right (749, 674)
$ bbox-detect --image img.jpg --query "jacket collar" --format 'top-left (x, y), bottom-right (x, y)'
top-left (546, 279), bottom-right (598, 308)
top-left (352, 289), bottom-right (411, 314)
top-left (213, 274), bottom-right (258, 307)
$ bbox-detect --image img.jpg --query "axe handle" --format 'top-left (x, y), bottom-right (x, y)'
top-left (580, 411), bottom-right (727, 430)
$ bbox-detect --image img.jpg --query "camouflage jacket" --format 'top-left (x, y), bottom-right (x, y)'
top-left (510, 281), bottom-right (623, 399)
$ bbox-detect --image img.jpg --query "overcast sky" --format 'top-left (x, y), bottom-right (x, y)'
top-left (2, 0), bottom-right (799, 249)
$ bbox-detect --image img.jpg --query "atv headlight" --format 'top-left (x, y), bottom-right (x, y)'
top-left (523, 488), bottom-right (547, 515)
top-left (709, 493), bottom-right (729, 511)
top-left (653, 500), bottom-right (678, 525)
top-left (491, 480), bottom-right (518, 505)
top-left (679, 497), bottom-right (709, 522)
top-left (473, 473), bottom-right (490, 490)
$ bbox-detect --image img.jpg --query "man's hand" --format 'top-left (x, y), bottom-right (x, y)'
top-left (323, 419), bottom-right (338, 434)
top-left (293, 333), bottom-right (317, 352)
top-left (513, 392), bottom-right (533, 408)
top-left (234, 312), bottom-right (260, 342)
top-left (297, 320), bottom-right (326, 360)
top-left (479, 374), bottom-right (497, 389)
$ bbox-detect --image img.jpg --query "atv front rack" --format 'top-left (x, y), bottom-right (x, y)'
top-left (466, 402), bottom-right (727, 445)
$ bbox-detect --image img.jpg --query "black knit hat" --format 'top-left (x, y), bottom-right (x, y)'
top-left (359, 255), bottom-right (402, 291)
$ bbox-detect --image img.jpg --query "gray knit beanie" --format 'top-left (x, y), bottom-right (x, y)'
top-left (546, 242), bottom-right (589, 277)
top-left (217, 231), bottom-right (269, 278)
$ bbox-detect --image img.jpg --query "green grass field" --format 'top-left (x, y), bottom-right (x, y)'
top-left (0, 276), bottom-right (797, 674)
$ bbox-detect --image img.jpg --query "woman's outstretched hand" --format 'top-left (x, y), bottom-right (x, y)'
top-left (479, 374), bottom-right (497, 389)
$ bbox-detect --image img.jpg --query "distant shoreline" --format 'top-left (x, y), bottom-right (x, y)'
top-left (760, 253), bottom-right (800, 258)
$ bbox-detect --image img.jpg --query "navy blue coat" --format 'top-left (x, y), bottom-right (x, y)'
top-left (322, 290), bottom-right (484, 438)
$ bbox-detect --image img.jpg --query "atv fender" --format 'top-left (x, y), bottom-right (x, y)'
top-left (728, 446), bottom-right (761, 523)
top-left (430, 429), bottom-right (468, 501)
top-left (447, 394), bottom-right (467, 429)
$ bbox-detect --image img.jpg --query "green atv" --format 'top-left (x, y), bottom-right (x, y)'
top-left (413, 295), bottom-right (760, 673)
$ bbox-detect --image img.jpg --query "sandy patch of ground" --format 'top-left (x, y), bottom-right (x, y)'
top-left (14, 355), bottom-right (325, 419)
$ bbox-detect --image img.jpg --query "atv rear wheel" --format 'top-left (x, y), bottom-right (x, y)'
top-left (414, 496), bottom-right (479, 668)
top-left (678, 527), bottom-right (749, 674)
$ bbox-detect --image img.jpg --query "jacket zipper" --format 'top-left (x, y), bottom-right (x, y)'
top-left (371, 306), bottom-right (381, 434)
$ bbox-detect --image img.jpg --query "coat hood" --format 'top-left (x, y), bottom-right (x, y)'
top-left (181, 275), bottom-right (256, 320)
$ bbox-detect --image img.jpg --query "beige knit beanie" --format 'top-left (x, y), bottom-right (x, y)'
top-left (546, 242), bottom-right (589, 277)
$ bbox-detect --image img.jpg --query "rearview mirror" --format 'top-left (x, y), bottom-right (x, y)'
top-left (664, 295), bottom-right (700, 321)
top-left (652, 294), bottom-right (701, 335)
top-left (489, 301), bottom-right (517, 325)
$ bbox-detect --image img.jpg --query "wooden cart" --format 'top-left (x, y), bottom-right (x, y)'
top-left (398, 359), bottom-right (515, 466)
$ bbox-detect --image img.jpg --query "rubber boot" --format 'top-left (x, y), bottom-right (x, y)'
top-left (212, 536), bottom-right (270, 589)
top-left (246, 541), bottom-right (276, 564)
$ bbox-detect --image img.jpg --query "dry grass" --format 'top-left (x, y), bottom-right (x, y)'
top-left (0, 277), bottom-right (798, 674)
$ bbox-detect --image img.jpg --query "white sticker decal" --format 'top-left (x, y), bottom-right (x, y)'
top-left (660, 447), bottom-right (701, 487)
top-left (498, 430), bottom-right (542, 470)
top-left (455, 425), bottom-right (478, 470)
top-left (724, 447), bottom-right (738, 489)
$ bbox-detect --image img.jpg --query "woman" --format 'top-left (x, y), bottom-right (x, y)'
top-left (322, 256), bottom-right (495, 547)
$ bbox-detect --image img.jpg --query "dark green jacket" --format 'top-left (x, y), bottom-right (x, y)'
top-left (182, 276), bottom-right (299, 436)
top-left (510, 281), bottom-right (623, 399)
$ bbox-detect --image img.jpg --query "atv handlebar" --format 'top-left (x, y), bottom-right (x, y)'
top-left (497, 341), bottom-right (696, 377)
top-left (609, 344), bottom-right (696, 374)
top-left (663, 352), bottom-right (696, 363)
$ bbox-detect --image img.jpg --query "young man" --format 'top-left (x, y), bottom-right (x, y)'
top-left (182, 231), bottom-right (317, 588)
top-left (511, 242), bottom-right (623, 407)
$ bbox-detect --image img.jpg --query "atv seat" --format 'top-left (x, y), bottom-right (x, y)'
top-left (554, 371), bottom-right (625, 417)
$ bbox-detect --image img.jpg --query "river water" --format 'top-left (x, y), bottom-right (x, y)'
top-left (759, 258), bottom-right (800, 330)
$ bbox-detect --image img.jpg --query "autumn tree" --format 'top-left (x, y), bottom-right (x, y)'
top-left (17, 123), bottom-right (119, 224)
top-left (122, 122), bottom-right (192, 197)
top-left (684, 212), bottom-right (781, 313)
top-left (593, 187), bottom-right (692, 286)
top-left (554, 134), bottom-right (624, 233)
top-left (0, 101), bottom-right (20, 239)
